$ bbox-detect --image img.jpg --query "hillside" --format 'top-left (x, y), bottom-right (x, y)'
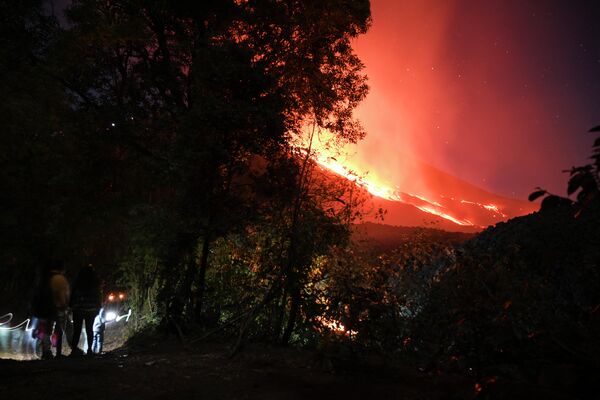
top-left (314, 156), bottom-right (537, 232)
top-left (351, 222), bottom-right (474, 252)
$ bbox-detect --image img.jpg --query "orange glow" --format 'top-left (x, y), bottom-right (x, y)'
top-left (346, 0), bottom-right (593, 202)
top-left (304, 128), bottom-right (537, 231)
top-left (292, 1), bottom-right (551, 232)
top-left (461, 200), bottom-right (508, 218)
top-left (118, 293), bottom-right (125, 300)
top-left (314, 153), bottom-right (478, 227)
top-left (286, 0), bottom-right (590, 232)
top-left (108, 294), bottom-right (115, 301)
top-left (315, 316), bottom-right (358, 337)
top-left (410, 204), bottom-right (473, 227)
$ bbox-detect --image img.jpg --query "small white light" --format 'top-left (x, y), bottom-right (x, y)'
top-left (111, 123), bottom-right (116, 127)
top-left (106, 311), bottom-right (117, 321)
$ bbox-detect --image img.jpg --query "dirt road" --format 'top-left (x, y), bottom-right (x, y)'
top-left (0, 341), bottom-right (481, 400)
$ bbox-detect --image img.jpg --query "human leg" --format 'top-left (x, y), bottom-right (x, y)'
top-left (71, 310), bottom-right (84, 354)
top-left (54, 322), bottom-right (63, 356)
top-left (92, 332), bottom-right (99, 353)
top-left (54, 311), bottom-right (67, 356)
top-left (40, 319), bottom-right (52, 359)
top-left (64, 311), bottom-right (74, 348)
top-left (84, 311), bottom-right (96, 354)
top-left (98, 330), bottom-right (104, 353)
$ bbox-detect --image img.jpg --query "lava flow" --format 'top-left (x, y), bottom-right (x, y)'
top-left (311, 152), bottom-right (537, 232)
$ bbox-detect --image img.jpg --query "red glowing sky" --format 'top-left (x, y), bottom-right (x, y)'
top-left (342, 0), bottom-right (600, 200)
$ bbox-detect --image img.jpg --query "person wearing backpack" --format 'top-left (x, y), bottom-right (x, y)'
top-left (70, 263), bottom-right (101, 356)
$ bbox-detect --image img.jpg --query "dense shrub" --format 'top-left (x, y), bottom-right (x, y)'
top-left (414, 207), bottom-right (600, 376)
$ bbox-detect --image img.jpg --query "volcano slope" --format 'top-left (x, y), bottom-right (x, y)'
top-left (313, 155), bottom-right (537, 233)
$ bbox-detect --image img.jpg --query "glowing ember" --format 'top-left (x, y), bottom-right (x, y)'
top-left (460, 200), bottom-right (508, 218)
top-left (410, 204), bottom-right (473, 227)
top-left (315, 316), bottom-right (357, 337)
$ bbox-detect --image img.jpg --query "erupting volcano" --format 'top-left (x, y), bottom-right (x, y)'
top-left (297, 0), bottom-right (600, 232)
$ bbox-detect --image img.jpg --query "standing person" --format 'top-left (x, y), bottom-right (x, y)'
top-left (92, 307), bottom-right (106, 354)
top-left (70, 263), bottom-right (101, 356)
top-left (49, 262), bottom-right (70, 358)
top-left (31, 258), bottom-right (70, 359)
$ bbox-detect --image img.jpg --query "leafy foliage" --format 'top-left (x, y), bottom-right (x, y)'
top-left (530, 126), bottom-right (600, 215)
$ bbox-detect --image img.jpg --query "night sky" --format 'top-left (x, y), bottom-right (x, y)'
top-left (345, 0), bottom-right (600, 199)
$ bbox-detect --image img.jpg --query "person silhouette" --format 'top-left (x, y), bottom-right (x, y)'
top-left (69, 263), bottom-right (101, 356)
top-left (32, 258), bottom-right (70, 359)
top-left (92, 307), bottom-right (106, 354)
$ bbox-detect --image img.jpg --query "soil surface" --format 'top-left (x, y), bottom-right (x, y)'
top-left (0, 315), bottom-right (584, 400)
top-left (0, 339), bottom-right (484, 400)
top-left (1, 340), bottom-right (583, 400)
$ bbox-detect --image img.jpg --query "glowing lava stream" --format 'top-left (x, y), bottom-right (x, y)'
top-left (460, 200), bottom-right (508, 218)
top-left (312, 153), bottom-right (477, 227)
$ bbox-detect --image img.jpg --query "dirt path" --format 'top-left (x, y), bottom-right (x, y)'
top-left (2, 340), bottom-right (583, 400)
top-left (0, 341), bottom-right (478, 400)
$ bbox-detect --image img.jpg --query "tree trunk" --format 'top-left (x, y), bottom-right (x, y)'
top-left (163, 235), bottom-right (194, 322)
top-left (272, 289), bottom-right (286, 339)
top-left (230, 281), bottom-right (281, 357)
top-left (194, 234), bottom-right (211, 321)
top-left (281, 287), bottom-right (300, 345)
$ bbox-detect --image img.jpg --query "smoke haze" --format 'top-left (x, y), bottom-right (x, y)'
top-left (335, 0), bottom-right (599, 200)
